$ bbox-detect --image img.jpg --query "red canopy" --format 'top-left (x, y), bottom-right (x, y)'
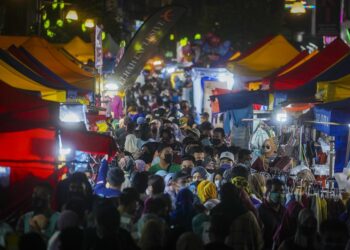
top-left (272, 39), bottom-right (350, 90)
top-left (0, 81), bottom-right (59, 130)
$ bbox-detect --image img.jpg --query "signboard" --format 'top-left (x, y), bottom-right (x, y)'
top-left (114, 5), bottom-right (186, 89)
top-left (95, 25), bottom-right (103, 71)
top-left (316, 0), bottom-right (341, 36)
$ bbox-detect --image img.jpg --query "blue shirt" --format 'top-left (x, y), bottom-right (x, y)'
top-left (94, 160), bottom-right (122, 198)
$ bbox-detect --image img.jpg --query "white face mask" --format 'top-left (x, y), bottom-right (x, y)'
top-left (215, 180), bottom-right (221, 189)
top-left (146, 187), bottom-right (152, 196)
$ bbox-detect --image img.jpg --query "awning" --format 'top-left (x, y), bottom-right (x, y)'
top-left (0, 82), bottom-right (59, 129)
top-left (228, 35), bottom-right (299, 77)
top-left (0, 35), bottom-right (29, 49)
top-left (8, 45), bottom-right (79, 91)
top-left (272, 38), bottom-right (350, 91)
top-left (61, 36), bottom-right (94, 64)
top-left (60, 129), bottom-right (117, 156)
top-left (317, 75), bottom-right (350, 103)
top-left (0, 58), bottom-right (66, 102)
top-left (211, 90), bottom-right (270, 112)
top-left (21, 37), bottom-right (94, 90)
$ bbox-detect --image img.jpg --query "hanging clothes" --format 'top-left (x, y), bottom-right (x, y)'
top-left (111, 95), bottom-right (124, 119)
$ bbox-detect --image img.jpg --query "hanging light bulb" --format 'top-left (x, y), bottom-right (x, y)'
top-left (84, 19), bottom-right (95, 28)
top-left (290, 1), bottom-right (306, 14)
top-left (66, 10), bottom-right (78, 21)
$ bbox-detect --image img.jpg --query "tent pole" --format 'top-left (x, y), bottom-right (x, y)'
top-left (345, 127), bottom-right (350, 168)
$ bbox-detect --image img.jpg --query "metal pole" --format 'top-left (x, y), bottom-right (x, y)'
top-left (329, 136), bottom-right (336, 179)
top-left (310, 0), bottom-right (316, 36)
top-left (345, 127), bottom-right (350, 167)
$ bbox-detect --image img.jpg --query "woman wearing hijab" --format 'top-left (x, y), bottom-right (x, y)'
top-left (197, 180), bottom-right (220, 211)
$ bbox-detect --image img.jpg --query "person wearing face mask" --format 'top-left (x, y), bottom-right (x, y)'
top-left (148, 144), bottom-right (181, 174)
top-left (212, 171), bottom-right (224, 194)
top-left (252, 138), bottom-right (277, 172)
top-left (258, 178), bottom-right (286, 250)
top-left (189, 146), bottom-right (205, 167)
top-left (237, 149), bottom-right (252, 169)
top-left (16, 183), bottom-right (60, 239)
top-left (181, 155), bottom-right (195, 172)
top-left (199, 121), bottom-right (213, 146)
top-left (219, 151), bottom-right (235, 172)
top-left (211, 128), bottom-right (228, 155)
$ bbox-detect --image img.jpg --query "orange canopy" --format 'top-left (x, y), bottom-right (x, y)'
top-left (21, 37), bottom-right (94, 91)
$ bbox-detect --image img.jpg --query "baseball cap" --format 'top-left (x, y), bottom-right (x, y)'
top-left (220, 151), bottom-right (235, 162)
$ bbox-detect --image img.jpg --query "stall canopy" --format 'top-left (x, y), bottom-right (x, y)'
top-left (317, 75), bottom-right (350, 103)
top-left (313, 98), bottom-right (350, 172)
top-left (272, 38), bottom-right (350, 91)
top-left (61, 36), bottom-right (94, 64)
top-left (228, 35), bottom-right (299, 78)
top-left (8, 45), bottom-right (80, 91)
top-left (0, 57), bottom-right (66, 102)
top-left (0, 82), bottom-right (59, 130)
top-left (211, 90), bottom-right (270, 112)
top-left (0, 36), bottom-right (29, 49)
top-left (21, 37), bottom-right (94, 90)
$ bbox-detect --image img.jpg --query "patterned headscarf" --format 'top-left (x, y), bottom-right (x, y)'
top-left (231, 176), bottom-right (251, 195)
top-left (197, 180), bottom-right (217, 203)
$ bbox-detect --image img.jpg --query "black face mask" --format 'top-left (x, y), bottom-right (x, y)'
top-left (164, 154), bottom-right (173, 164)
top-left (206, 168), bottom-right (215, 174)
top-left (195, 160), bottom-right (204, 166)
top-left (141, 153), bottom-right (153, 164)
top-left (211, 138), bottom-right (221, 146)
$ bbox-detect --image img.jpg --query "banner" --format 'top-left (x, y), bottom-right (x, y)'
top-left (114, 5), bottom-right (186, 88)
top-left (316, 0), bottom-right (341, 36)
top-left (95, 25), bottom-right (103, 71)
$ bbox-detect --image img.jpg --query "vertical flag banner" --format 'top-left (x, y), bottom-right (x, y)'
top-left (95, 25), bottom-right (103, 71)
top-left (114, 5), bottom-right (186, 88)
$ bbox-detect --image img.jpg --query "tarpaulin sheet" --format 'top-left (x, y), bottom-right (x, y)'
top-left (8, 45), bottom-right (79, 91)
top-left (276, 52), bottom-right (350, 100)
top-left (213, 91), bottom-right (270, 112)
top-left (21, 37), bottom-right (94, 90)
top-left (0, 128), bottom-right (57, 169)
top-left (0, 35), bottom-right (29, 49)
top-left (60, 129), bottom-right (117, 156)
top-left (0, 82), bottom-right (59, 128)
top-left (0, 49), bottom-right (66, 90)
top-left (317, 74), bottom-right (350, 102)
top-left (0, 59), bottom-right (66, 102)
top-left (272, 38), bottom-right (350, 90)
top-left (228, 35), bottom-right (299, 77)
top-left (62, 36), bottom-right (94, 63)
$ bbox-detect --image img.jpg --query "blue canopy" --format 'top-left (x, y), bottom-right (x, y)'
top-left (214, 90), bottom-right (269, 112)
top-left (313, 98), bottom-right (350, 172)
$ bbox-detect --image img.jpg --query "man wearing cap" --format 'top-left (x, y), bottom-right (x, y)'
top-left (148, 144), bottom-right (181, 174)
top-left (94, 158), bottom-right (125, 199)
top-left (219, 151), bottom-right (235, 172)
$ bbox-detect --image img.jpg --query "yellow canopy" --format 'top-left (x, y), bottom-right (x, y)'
top-left (0, 59), bottom-right (66, 102)
top-left (317, 75), bottom-right (350, 103)
top-left (62, 36), bottom-right (94, 64)
top-left (21, 37), bottom-right (94, 91)
top-left (228, 35), bottom-right (299, 77)
top-left (0, 36), bottom-right (29, 49)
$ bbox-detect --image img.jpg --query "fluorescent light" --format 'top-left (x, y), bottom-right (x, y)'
top-left (105, 82), bottom-right (119, 91)
top-left (153, 60), bottom-right (163, 66)
top-left (276, 112), bottom-right (288, 123)
top-left (59, 148), bottom-right (71, 156)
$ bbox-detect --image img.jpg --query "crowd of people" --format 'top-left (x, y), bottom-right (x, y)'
top-left (1, 74), bottom-right (350, 250)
